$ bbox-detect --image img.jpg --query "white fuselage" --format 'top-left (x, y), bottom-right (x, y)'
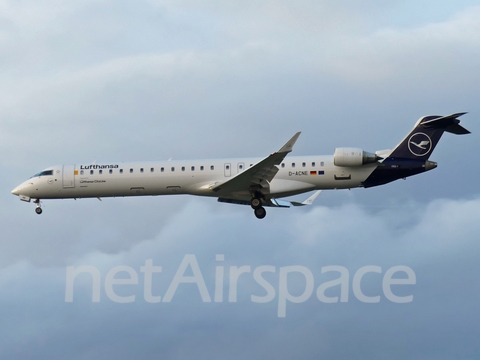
top-left (12, 113), bottom-right (468, 217)
top-left (12, 155), bottom-right (378, 201)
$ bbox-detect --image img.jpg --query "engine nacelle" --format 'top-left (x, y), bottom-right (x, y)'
top-left (334, 148), bottom-right (379, 167)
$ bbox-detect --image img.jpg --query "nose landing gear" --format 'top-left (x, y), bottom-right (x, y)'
top-left (34, 199), bottom-right (43, 215)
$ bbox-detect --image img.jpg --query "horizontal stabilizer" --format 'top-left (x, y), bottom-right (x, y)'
top-left (421, 112), bottom-right (470, 134)
top-left (445, 124), bottom-right (470, 135)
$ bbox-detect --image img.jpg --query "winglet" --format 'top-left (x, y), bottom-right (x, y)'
top-left (301, 190), bottom-right (322, 205)
top-left (278, 132), bottom-right (301, 153)
top-left (290, 190), bottom-right (322, 206)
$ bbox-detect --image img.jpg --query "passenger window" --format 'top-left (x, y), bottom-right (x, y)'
top-left (182, 166), bottom-right (185, 171)
top-left (80, 170), bottom-right (84, 175)
top-left (90, 170), bottom-right (94, 175)
top-left (120, 169), bottom-right (123, 174)
top-left (171, 167), bottom-right (175, 172)
top-left (130, 169), bottom-right (133, 173)
top-left (211, 165), bottom-right (214, 170)
top-left (191, 166), bottom-right (195, 171)
top-left (302, 162), bottom-right (306, 167)
top-left (292, 163), bottom-right (295, 168)
top-left (281, 163), bottom-right (285, 168)
top-left (226, 165), bottom-right (230, 170)
top-left (321, 162), bottom-right (324, 167)
top-left (140, 168), bottom-right (144, 173)
top-left (239, 165), bottom-right (243, 169)
top-left (99, 170), bottom-right (103, 175)
top-left (150, 168), bottom-right (154, 172)
top-left (109, 169), bottom-right (113, 174)
top-left (161, 167), bottom-right (164, 172)
top-left (200, 166), bottom-right (204, 171)
top-left (312, 162), bottom-right (315, 167)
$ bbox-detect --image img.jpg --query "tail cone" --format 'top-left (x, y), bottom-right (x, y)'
top-left (425, 161), bottom-right (437, 171)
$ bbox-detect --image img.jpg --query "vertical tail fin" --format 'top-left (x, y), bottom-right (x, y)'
top-left (387, 113), bottom-right (469, 160)
top-left (363, 113), bottom-right (469, 188)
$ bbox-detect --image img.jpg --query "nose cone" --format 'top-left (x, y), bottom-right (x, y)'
top-left (12, 181), bottom-right (32, 196)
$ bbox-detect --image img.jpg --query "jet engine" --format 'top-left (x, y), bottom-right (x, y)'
top-left (334, 148), bottom-right (380, 167)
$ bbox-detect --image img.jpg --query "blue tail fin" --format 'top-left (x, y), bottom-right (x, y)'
top-left (363, 113), bottom-right (469, 188)
top-left (387, 112), bottom-right (470, 161)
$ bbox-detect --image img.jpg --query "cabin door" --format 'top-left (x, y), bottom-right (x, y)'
top-left (63, 165), bottom-right (75, 188)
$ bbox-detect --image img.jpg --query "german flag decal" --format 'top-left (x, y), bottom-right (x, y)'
top-left (310, 171), bottom-right (316, 175)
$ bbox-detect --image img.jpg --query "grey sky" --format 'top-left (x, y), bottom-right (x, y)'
top-left (1, 1), bottom-right (479, 359)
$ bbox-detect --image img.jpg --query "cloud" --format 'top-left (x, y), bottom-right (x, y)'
top-left (1, 2), bottom-right (478, 169)
top-left (319, 5), bottom-right (480, 84)
top-left (1, 1), bottom-right (479, 358)
top-left (1, 195), bottom-right (480, 358)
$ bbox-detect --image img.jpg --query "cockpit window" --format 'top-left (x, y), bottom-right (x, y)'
top-left (31, 170), bottom-right (54, 178)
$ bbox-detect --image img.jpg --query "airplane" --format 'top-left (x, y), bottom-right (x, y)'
top-left (11, 113), bottom-right (470, 219)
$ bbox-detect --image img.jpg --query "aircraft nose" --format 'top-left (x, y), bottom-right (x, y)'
top-left (11, 186), bottom-right (21, 196)
top-left (11, 182), bottom-right (29, 196)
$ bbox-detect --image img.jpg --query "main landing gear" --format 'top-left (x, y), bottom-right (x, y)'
top-left (34, 199), bottom-right (43, 215)
top-left (254, 206), bottom-right (266, 219)
top-left (251, 195), bottom-right (266, 219)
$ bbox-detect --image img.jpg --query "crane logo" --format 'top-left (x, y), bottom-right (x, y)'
top-left (408, 132), bottom-right (432, 156)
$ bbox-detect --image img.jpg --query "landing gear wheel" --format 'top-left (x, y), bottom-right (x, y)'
top-left (254, 206), bottom-right (266, 219)
top-left (34, 199), bottom-right (42, 215)
top-left (250, 197), bottom-right (262, 209)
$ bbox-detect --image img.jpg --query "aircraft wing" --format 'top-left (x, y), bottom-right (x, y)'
top-left (210, 132), bottom-right (301, 195)
top-left (218, 190), bottom-right (322, 208)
